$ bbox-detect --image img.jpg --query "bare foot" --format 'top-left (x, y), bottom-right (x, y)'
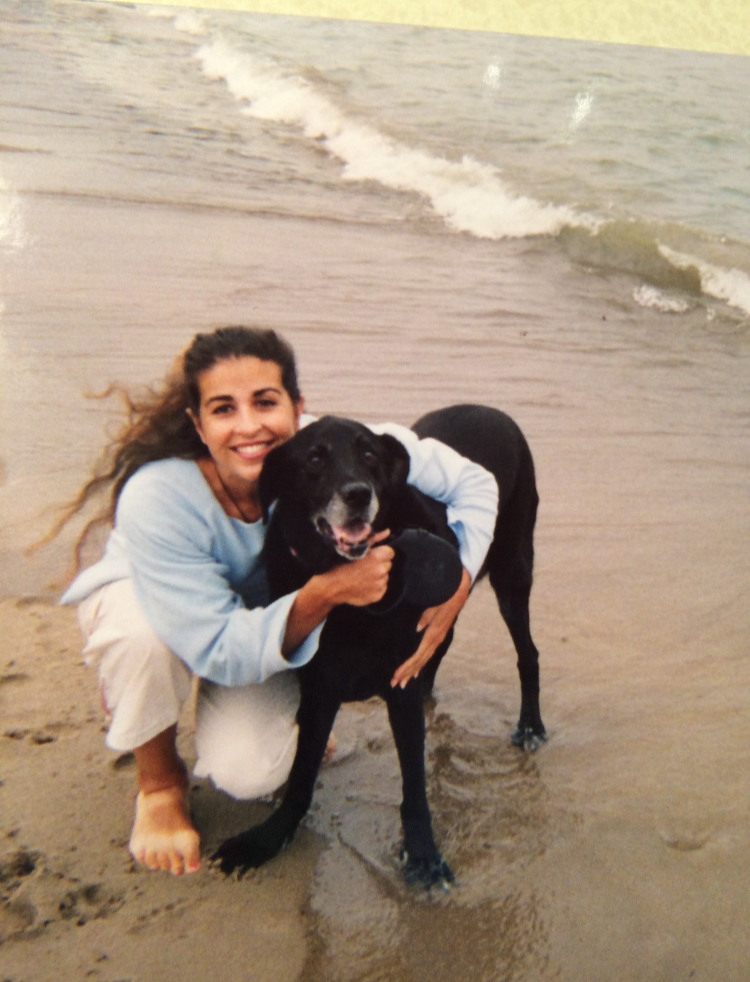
top-left (321, 732), bottom-right (355, 767)
top-left (322, 732), bottom-right (341, 766)
top-left (129, 786), bottom-right (201, 875)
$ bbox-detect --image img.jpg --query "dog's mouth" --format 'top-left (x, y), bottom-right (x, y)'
top-left (316, 516), bottom-right (372, 560)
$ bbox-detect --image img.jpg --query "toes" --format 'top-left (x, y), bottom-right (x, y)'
top-left (185, 852), bottom-right (201, 874)
top-left (510, 725), bottom-right (548, 751)
top-left (141, 849), bottom-right (157, 870)
top-left (137, 843), bottom-right (172, 872)
top-left (145, 848), bottom-right (167, 872)
top-left (169, 849), bottom-right (185, 876)
top-left (172, 829), bottom-right (201, 873)
top-left (129, 788), bottom-right (201, 874)
top-left (178, 836), bottom-right (201, 875)
top-left (134, 840), bottom-right (200, 875)
top-left (130, 845), bottom-right (145, 866)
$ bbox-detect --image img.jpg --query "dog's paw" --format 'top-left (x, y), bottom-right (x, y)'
top-left (400, 850), bottom-right (455, 891)
top-left (510, 725), bottom-right (548, 753)
top-left (211, 826), bottom-right (290, 876)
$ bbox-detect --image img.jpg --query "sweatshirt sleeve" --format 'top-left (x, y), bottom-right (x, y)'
top-left (368, 421), bottom-right (499, 582)
top-left (115, 468), bottom-right (321, 687)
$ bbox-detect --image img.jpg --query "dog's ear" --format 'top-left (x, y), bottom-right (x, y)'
top-left (258, 442), bottom-right (290, 524)
top-left (378, 433), bottom-right (411, 492)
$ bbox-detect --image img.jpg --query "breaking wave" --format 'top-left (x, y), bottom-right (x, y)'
top-left (174, 24), bottom-right (750, 317)
top-left (0, 174), bottom-right (25, 254)
top-left (192, 36), bottom-right (597, 241)
top-left (658, 245), bottom-right (750, 315)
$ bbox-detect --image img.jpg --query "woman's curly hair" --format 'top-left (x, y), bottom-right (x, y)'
top-left (40, 326), bottom-right (300, 574)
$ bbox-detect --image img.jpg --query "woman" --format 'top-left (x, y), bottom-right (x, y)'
top-left (60, 326), bottom-right (498, 875)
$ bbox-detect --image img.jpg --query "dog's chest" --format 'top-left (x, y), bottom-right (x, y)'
top-left (302, 603), bottom-right (422, 702)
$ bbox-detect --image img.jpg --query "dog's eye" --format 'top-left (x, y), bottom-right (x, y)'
top-left (305, 447), bottom-right (327, 474)
top-left (362, 449), bottom-right (378, 466)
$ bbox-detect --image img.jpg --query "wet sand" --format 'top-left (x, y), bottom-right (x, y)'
top-left (2, 347), bottom-right (748, 979)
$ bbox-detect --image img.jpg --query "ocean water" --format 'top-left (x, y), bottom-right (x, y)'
top-left (1, 4), bottom-right (749, 979)
top-left (1, 0), bottom-right (748, 587)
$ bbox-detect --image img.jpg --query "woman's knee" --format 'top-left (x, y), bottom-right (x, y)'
top-left (193, 674), bottom-right (300, 800)
top-left (79, 580), bottom-right (193, 750)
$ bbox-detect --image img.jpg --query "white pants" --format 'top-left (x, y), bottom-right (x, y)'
top-left (76, 580), bottom-right (300, 800)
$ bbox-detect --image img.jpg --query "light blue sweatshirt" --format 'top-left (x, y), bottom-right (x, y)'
top-left (62, 420), bottom-right (498, 687)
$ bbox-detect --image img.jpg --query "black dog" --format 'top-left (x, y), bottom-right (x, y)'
top-left (214, 405), bottom-right (546, 888)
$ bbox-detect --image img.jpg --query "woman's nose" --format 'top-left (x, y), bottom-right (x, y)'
top-left (235, 404), bottom-right (262, 432)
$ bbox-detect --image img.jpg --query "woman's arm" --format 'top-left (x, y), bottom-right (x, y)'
top-left (116, 462), bottom-right (395, 686)
top-left (367, 422), bottom-right (500, 686)
top-left (389, 567), bottom-right (472, 688)
top-left (367, 421), bottom-right (499, 582)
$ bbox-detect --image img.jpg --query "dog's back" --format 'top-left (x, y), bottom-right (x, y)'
top-left (413, 404), bottom-right (538, 588)
top-left (413, 403), bottom-right (535, 513)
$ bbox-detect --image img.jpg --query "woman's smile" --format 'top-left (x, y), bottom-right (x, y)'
top-left (232, 440), bottom-right (273, 460)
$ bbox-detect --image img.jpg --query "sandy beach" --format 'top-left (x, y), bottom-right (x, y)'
top-left (2, 361), bottom-right (749, 980)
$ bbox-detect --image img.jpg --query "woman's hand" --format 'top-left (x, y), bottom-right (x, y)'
top-left (282, 530), bottom-right (393, 655)
top-left (390, 567), bottom-right (472, 689)
top-left (321, 529), bottom-right (394, 607)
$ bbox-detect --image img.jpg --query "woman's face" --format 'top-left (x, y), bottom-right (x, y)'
top-left (189, 356), bottom-right (303, 494)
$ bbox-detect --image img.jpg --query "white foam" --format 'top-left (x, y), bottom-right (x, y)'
top-left (659, 244), bottom-right (750, 316)
top-left (0, 175), bottom-right (25, 254)
top-left (483, 61), bottom-right (503, 91)
top-left (633, 284), bottom-right (691, 314)
top-left (569, 89), bottom-right (594, 133)
top-left (143, 6), bottom-right (176, 18)
top-left (172, 10), bottom-right (209, 36)
top-left (194, 37), bottom-right (597, 241)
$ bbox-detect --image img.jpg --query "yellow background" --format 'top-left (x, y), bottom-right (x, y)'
top-left (126, 0), bottom-right (749, 57)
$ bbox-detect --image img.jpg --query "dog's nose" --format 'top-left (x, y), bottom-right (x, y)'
top-left (341, 482), bottom-right (372, 510)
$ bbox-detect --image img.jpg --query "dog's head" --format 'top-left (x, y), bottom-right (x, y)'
top-left (259, 416), bottom-right (411, 561)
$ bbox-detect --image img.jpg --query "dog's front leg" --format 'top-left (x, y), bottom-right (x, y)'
top-left (214, 689), bottom-right (340, 876)
top-left (385, 683), bottom-right (455, 889)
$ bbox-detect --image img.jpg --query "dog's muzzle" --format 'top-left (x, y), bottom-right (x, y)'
top-left (315, 515), bottom-right (372, 559)
top-left (313, 482), bottom-right (378, 560)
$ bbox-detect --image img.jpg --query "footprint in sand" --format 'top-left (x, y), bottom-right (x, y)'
top-left (0, 849), bottom-right (125, 942)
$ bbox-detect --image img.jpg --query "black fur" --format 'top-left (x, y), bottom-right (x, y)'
top-left (213, 406), bottom-right (546, 888)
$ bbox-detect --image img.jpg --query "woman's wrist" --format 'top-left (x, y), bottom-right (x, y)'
top-left (281, 570), bottom-right (341, 657)
top-left (281, 539), bottom-right (393, 657)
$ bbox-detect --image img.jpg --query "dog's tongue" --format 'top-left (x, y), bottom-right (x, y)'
top-left (331, 522), bottom-right (371, 550)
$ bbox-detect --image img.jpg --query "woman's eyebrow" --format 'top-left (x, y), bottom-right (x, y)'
top-left (204, 386), bottom-right (282, 406)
